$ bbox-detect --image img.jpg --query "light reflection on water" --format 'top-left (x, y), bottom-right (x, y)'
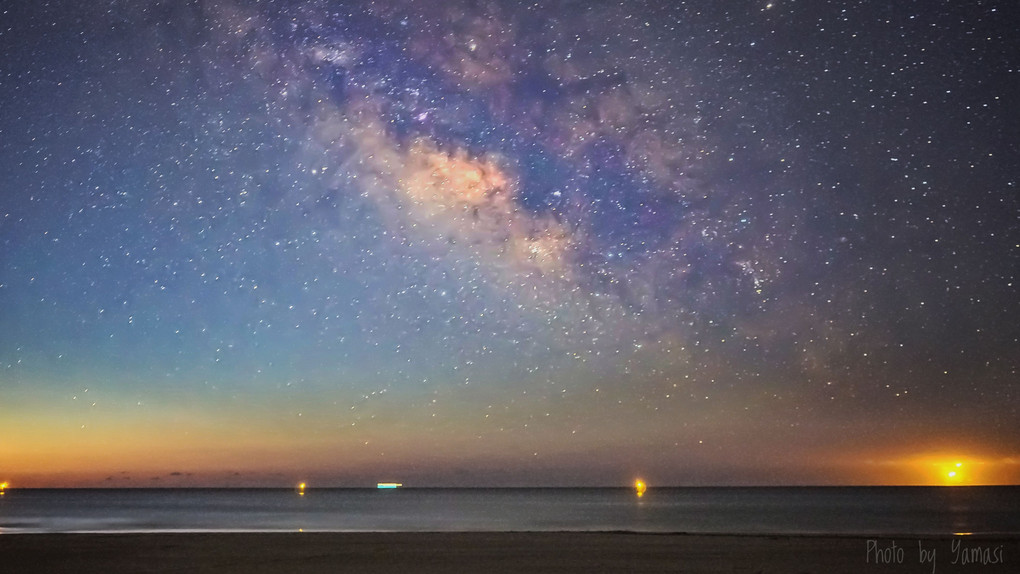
top-left (0, 487), bottom-right (1017, 535)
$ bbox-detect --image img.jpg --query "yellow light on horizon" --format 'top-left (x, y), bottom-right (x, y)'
top-left (938, 460), bottom-right (968, 485)
top-left (900, 454), bottom-right (990, 486)
top-left (635, 479), bottom-right (647, 497)
top-left (0, 481), bottom-right (7, 495)
top-left (297, 482), bottom-right (306, 496)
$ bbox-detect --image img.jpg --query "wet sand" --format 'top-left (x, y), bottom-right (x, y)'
top-left (0, 531), bottom-right (1017, 573)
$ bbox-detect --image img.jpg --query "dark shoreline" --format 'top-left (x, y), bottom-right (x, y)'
top-left (1, 531), bottom-right (1017, 573)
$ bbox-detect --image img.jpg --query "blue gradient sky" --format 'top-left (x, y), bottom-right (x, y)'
top-left (1, 0), bottom-right (1017, 487)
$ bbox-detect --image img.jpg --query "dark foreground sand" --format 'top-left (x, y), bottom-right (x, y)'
top-left (0, 532), bottom-right (1017, 573)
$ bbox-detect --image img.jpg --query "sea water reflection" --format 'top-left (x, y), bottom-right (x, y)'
top-left (0, 487), bottom-right (1017, 535)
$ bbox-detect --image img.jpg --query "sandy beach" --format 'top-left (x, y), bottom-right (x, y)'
top-left (0, 532), bottom-right (1016, 573)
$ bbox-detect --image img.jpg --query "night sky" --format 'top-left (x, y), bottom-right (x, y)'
top-left (1, 0), bottom-right (1017, 487)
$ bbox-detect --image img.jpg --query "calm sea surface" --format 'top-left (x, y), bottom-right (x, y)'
top-left (1, 487), bottom-right (1017, 535)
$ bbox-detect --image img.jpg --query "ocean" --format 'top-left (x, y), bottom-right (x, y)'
top-left (1, 487), bottom-right (1017, 535)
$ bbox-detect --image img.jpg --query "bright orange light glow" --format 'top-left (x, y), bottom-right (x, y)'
top-left (297, 482), bottom-right (306, 495)
top-left (635, 479), bottom-right (647, 497)
top-left (0, 481), bottom-right (7, 495)
top-left (858, 451), bottom-right (1020, 486)
top-left (915, 457), bottom-right (977, 485)
top-left (941, 461), bottom-right (967, 485)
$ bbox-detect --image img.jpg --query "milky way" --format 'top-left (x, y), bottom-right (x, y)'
top-left (1, 0), bottom-right (1017, 486)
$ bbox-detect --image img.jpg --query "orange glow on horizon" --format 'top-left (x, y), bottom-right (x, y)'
top-left (909, 456), bottom-right (987, 485)
top-left (635, 479), bottom-right (647, 497)
top-left (852, 449), bottom-right (1020, 486)
top-left (941, 461), bottom-right (965, 485)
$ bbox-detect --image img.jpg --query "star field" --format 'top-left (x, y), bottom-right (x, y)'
top-left (0, 0), bottom-right (1017, 487)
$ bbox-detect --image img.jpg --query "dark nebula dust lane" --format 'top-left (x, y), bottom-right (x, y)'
top-left (0, 0), bottom-right (1017, 487)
